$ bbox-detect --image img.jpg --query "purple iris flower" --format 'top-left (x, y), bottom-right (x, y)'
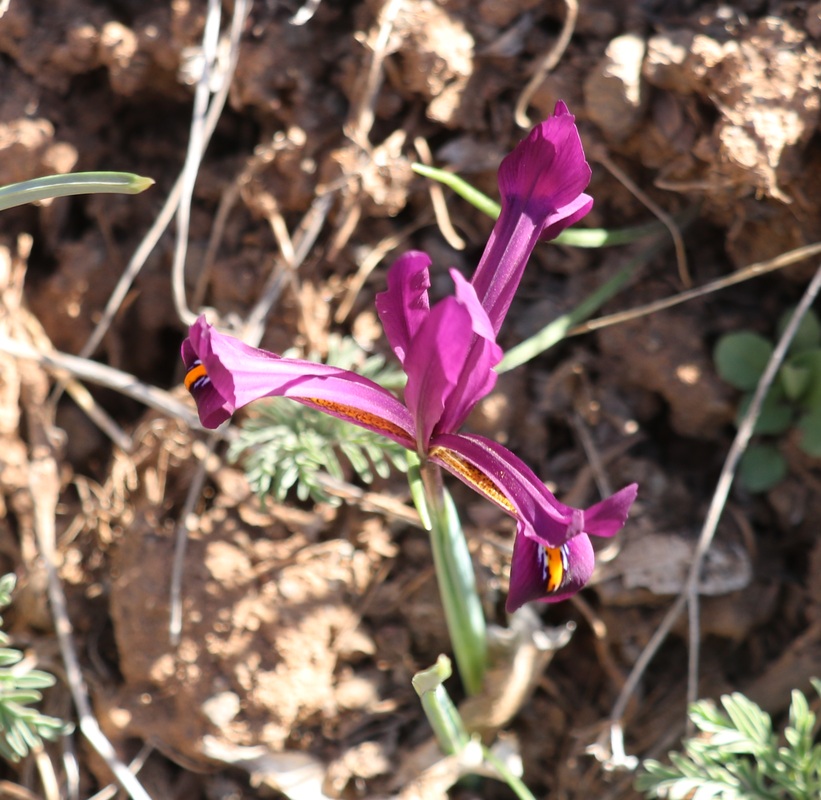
top-left (182, 102), bottom-right (637, 611)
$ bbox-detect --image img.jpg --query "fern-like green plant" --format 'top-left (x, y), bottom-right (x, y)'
top-left (0, 574), bottom-right (70, 762)
top-left (229, 334), bottom-right (408, 506)
top-left (637, 682), bottom-right (821, 800)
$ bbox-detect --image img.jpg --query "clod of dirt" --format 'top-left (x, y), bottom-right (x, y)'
top-left (0, 118), bottom-right (77, 187)
top-left (597, 304), bottom-right (735, 439)
top-left (384, 0), bottom-right (474, 126)
top-left (584, 33), bottom-right (646, 141)
top-left (644, 16), bottom-right (821, 206)
top-left (104, 419), bottom-right (398, 774)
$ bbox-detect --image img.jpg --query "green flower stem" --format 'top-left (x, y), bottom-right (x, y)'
top-left (412, 657), bottom-right (538, 800)
top-left (414, 461), bottom-right (487, 696)
top-left (411, 162), bottom-right (668, 247)
top-left (0, 172), bottom-right (154, 211)
top-left (481, 745), bottom-right (538, 800)
top-left (411, 655), bottom-right (470, 755)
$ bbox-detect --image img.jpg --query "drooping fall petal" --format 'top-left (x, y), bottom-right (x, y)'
top-left (183, 316), bottom-right (416, 447)
top-left (431, 431), bottom-right (605, 547)
top-left (505, 531), bottom-right (595, 612)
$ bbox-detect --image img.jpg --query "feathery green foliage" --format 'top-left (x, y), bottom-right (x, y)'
top-left (229, 335), bottom-right (408, 505)
top-left (637, 682), bottom-right (821, 800)
top-left (0, 574), bottom-right (70, 763)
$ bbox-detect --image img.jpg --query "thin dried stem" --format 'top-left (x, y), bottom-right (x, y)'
top-left (346, 0), bottom-right (404, 151)
top-left (0, 336), bottom-right (202, 429)
top-left (334, 214), bottom-right (431, 323)
top-left (171, 0), bottom-right (223, 325)
top-left (593, 147), bottom-right (691, 287)
top-left (241, 188), bottom-right (336, 344)
top-left (86, 743), bottom-right (154, 800)
top-left (606, 259), bottom-right (821, 767)
top-left (514, 0), bottom-right (578, 128)
top-left (74, 0), bottom-right (250, 362)
top-left (169, 432), bottom-right (218, 644)
top-left (568, 240), bottom-right (821, 338)
top-left (414, 136), bottom-right (466, 251)
top-left (23, 379), bottom-right (154, 800)
top-left (34, 748), bottom-right (59, 800)
top-left (570, 410), bottom-right (612, 499)
top-left (686, 261), bottom-right (821, 709)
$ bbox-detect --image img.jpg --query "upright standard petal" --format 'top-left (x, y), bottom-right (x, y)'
top-left (434, 270), bottom-right (502, 435)
top-left (183, 316), bottom-right (416, 448)
top-left (471, 102), bottom-right (593, 333)
top-left (402, 295), bottom-right (476, 450)
top-left (374, 251), bottom-right (432, 366)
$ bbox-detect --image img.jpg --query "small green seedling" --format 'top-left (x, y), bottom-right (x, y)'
top-left (0, 574), bottom-right (70, 762)
top-left (638, 681), bottom-right (821, 800)
top-left (714, 308), bottom-right (821, 492)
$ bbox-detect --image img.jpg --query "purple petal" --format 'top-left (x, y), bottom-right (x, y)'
top-left (429, 431), bottom-right (637, 548)
top-left (403, 295), bottom-right (476, 449)
top-left (541, 192), bottom-right (594, 241)
top-left (471, 102), bottom-right (593, 333)
top-left (401, 271), bottom-right (503, 447)
top-left (182, 316), bottom-right (416, 447)
top-left (506, 531), bottom-right (595, 612)
top-left (498, 102), bottom-right (592, 216)
top-left (583, 483), bottom-right (638, 537)
top-left (435, 270), bottom-right (503, 433)
top-left (374, 251), bottom-right (431, 365)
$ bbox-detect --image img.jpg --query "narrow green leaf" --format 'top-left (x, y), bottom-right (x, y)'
top-left (499, 242), bottom-right (669, 372)
top-left (0, 171), bottom-right (154, 211)
top-left (411, 163), bottom-right (671, 246)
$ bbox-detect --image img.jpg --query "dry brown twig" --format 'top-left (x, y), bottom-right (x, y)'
top-left (569, 240), bottom-right (821, 338)
top-left (0, 336), bottom-right (203, 431)
top-left (74, 0), bottom-right (250, 363)
top-left (592, 146), bottom-right (691, 287)
top-left (170, 0), bottom-right (225, 325)
top-left (514, 0), bottom-right (579, 128)
top-left (21, 352), bottom-right (154, 800)
top-left (413, 136), bottom-right (466, 251)
top-left (599, 259), bottom-right (821, 769)
top-left (335, 214), bottom-right (432, 323)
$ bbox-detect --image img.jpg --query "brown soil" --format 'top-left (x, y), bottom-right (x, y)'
top-left (2, 1), bottom-right (821, 798)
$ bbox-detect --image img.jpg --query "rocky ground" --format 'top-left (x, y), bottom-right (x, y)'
top-left (1, 1), bottom-right (821, 798)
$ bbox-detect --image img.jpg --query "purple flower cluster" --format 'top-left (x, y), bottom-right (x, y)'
top-left (182, 103), bottom-right (637, 611)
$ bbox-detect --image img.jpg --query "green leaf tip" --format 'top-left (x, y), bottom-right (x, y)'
top-left (411, 654), bottom-right (453, 697)
top-left (0, 171), bottom-right (155, 211)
